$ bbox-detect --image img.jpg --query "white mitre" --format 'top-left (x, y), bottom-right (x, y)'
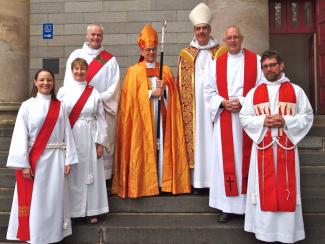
top-left (189, 2), bottom-right (212, 26)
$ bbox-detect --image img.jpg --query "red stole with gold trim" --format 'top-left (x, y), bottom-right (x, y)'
top-left (85, 50), bottom-right (113, 84)
top-left (69, 85), bottom-right (94, 128)
top-left (16, 99), bottom-right (61, 241)
top-left (216, 49), bottom-right (257, 196)
top-left (253, 82), bottom-right (297, 211)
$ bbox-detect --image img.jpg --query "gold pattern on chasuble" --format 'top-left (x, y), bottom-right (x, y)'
top-left (18, 206), bottom-right (30, 217)
top-left (95, 55), bottom-right (107, 64)
top-left (178, 47), bottom-right (198, 168)
top-left (178, 45), bottom-right (224, 168)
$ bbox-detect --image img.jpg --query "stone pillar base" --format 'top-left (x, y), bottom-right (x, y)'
top-left (0, 102), bottom-right (20, 126)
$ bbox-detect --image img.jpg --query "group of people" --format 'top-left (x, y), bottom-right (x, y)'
top-left (6, 2), bottom-right (314, 244)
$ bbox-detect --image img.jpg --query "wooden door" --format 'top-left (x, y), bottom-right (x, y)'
top-left (309, 34), bottom-right (315, 109)
top-left (316, 0), bottom-right (325, 113)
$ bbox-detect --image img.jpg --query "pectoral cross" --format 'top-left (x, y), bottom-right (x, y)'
top-left (226, 176), bottom-right (234, 192)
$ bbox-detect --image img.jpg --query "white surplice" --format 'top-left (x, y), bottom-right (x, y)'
top-left (239, 74), bottom-right (313, 243)
top-left (147, 62), bottom-right (168, 187)
top-left (6, 93), bottom-right (78, 244)
top-left (64, 43), bottom-right (120, 179)
top-left (57, 81), bottom-right (109, 217)
top-left (204, 50), bottom-right (262, 214)
top-left (190, 38), bottom-right (218, 188)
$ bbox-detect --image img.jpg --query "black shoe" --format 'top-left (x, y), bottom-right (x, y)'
top-left (192, 187), bottom-right (208, 195)
top-left (218, 212), bottom-right (230, 223)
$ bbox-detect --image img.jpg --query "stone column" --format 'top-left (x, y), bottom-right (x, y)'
top-left (0, 0), bottom-right (29, 124)
top-left (207, 0), bottom-right (269, 55)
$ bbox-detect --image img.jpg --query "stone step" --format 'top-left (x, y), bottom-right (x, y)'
top-left (0, 138), bottom-right (323, 157)
top-left (1, 187), bottom-right (324, 213)
top-left (0, 151), bottom-right (8, 168)
top-left (308, 115), bottom-right (325, 137)
top-left (1, 149), bottom-right (324, 169)
top-left (0, 169), bottom-right (15, 189)
top-left (300, 166), bottom-right (325, 187)
top-left (0, 127), bottom-right (13, 139)
top-left (300, 150), bottom-right (325, 166)
top-left (1, 166), bottom-right (323, 190)
top-left (0, 139), bottom-right (11, 152)
top-left (298, 136), bottom-right (324, 150)
top-left (0, 168), bottom-right (16, 188)
top-left (1, 212), bottom-right (324, 244)
top-left (63, 213), bottom-right (325, 244)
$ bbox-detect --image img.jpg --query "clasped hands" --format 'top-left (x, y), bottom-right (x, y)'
top-left (151, 79), bottom-right (166, 98)
top-left (221, 98), bottom-right (241, 112)
top-left (263, 114), bottom-right (285, 128)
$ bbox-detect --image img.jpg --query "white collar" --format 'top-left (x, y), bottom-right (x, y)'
top-left (36, 93), bottom-right (51, 100)
top-left (261, 73), bottom-right (290, 85)
top-left (190, 37), bottom-right (218, 50)
top-left (82, 42), bottom-right (104, 56)
top-left (146, 62), bottom-right (155, 68)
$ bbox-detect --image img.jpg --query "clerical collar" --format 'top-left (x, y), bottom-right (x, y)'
top-left (83, 42), bottom-right (104, 56)
top-left (261, 73), bottom-right (290, 85)
top-left (190, 37), bottom-right (218, 50)
top-left (228, 49), bottom-right (244, 58)
top-left (71, 79), bottom-right (87, 86)
top-left (36, 93), bottom-right (51, 100)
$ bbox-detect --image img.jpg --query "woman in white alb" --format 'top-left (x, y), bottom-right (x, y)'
top-left (58, 58), bottom-right (108, 224)
top-left (6, 69), bottom-right (78, 244)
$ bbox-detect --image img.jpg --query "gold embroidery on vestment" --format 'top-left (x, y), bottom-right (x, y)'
top-left (178, 45), bottom-right (223, 168)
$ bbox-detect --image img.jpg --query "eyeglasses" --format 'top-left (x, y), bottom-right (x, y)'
top-left (225, 35), bottom-right (241, 41)
top-left (261, 62), bottom-right (279, 70)
top-left (143, 47), bottom-right (157, 52)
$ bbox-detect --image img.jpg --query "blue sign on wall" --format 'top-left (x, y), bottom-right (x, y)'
top-left (43, 23), bottom-right (53, 39)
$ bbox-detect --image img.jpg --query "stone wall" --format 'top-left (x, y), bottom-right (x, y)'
top-left (30, 0), bottom-right (203, 88)
top-left (30, 0), bottom-right (269, 90)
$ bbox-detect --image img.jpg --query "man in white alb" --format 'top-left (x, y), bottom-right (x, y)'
top-left (240, 50), bottom-right (313, 243)
top-left (64, 23), bottom-right (120, 181)
top-left (177, 2), bottom-right (226, 194)
top-left (204, 26), bottom-right (262, 222)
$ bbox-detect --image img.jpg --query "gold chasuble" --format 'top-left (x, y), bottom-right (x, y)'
top-left (177, 45), bottom-right (227, 168)
top-left (112, 61), bottom-right (191, 198)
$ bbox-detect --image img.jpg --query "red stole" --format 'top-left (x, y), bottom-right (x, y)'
top-left (253, 82), bottom-right (297, 211)
top-left (216, 49), bottom-right (257, 196)
top-left (16, 99), bottom-right (61, 241)
top-left (85, 50), bottom-right (113, 84)
top-left (146, 66), bottom-right (167, 136)
top-left (69, 85), bottom-right (94, 128)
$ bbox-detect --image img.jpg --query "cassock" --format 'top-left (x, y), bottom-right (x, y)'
top-left (204, 49), bottom-right (262, 214)
top-left (64, 43), bottom-right (120, 179)
top-left (6, 93), bottom-right (78, 244)
top-left (57, 81), bottom-right (109, 217)
top-left (239, 74), bottom-right (313, 243)
top-left (112, 61), bottom-right (191, 198)
top-left (178, 38), bottom-right (226, 188)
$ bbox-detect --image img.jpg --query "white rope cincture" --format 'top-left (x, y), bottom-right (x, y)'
top-left (29, 142), bottom-right (66, 149)
top-left (275, 138), bottom-right (296, 150)
top-left (256, 138), bottom-right (276, 150)
top-left (78, 116), bottom-right (96, 122)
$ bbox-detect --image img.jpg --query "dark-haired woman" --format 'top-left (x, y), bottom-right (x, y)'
top-left (6, 69), bottom-right (78, 243)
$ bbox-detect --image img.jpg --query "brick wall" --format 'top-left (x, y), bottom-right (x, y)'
top-left (30, 0), bottom-right (203, 88)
